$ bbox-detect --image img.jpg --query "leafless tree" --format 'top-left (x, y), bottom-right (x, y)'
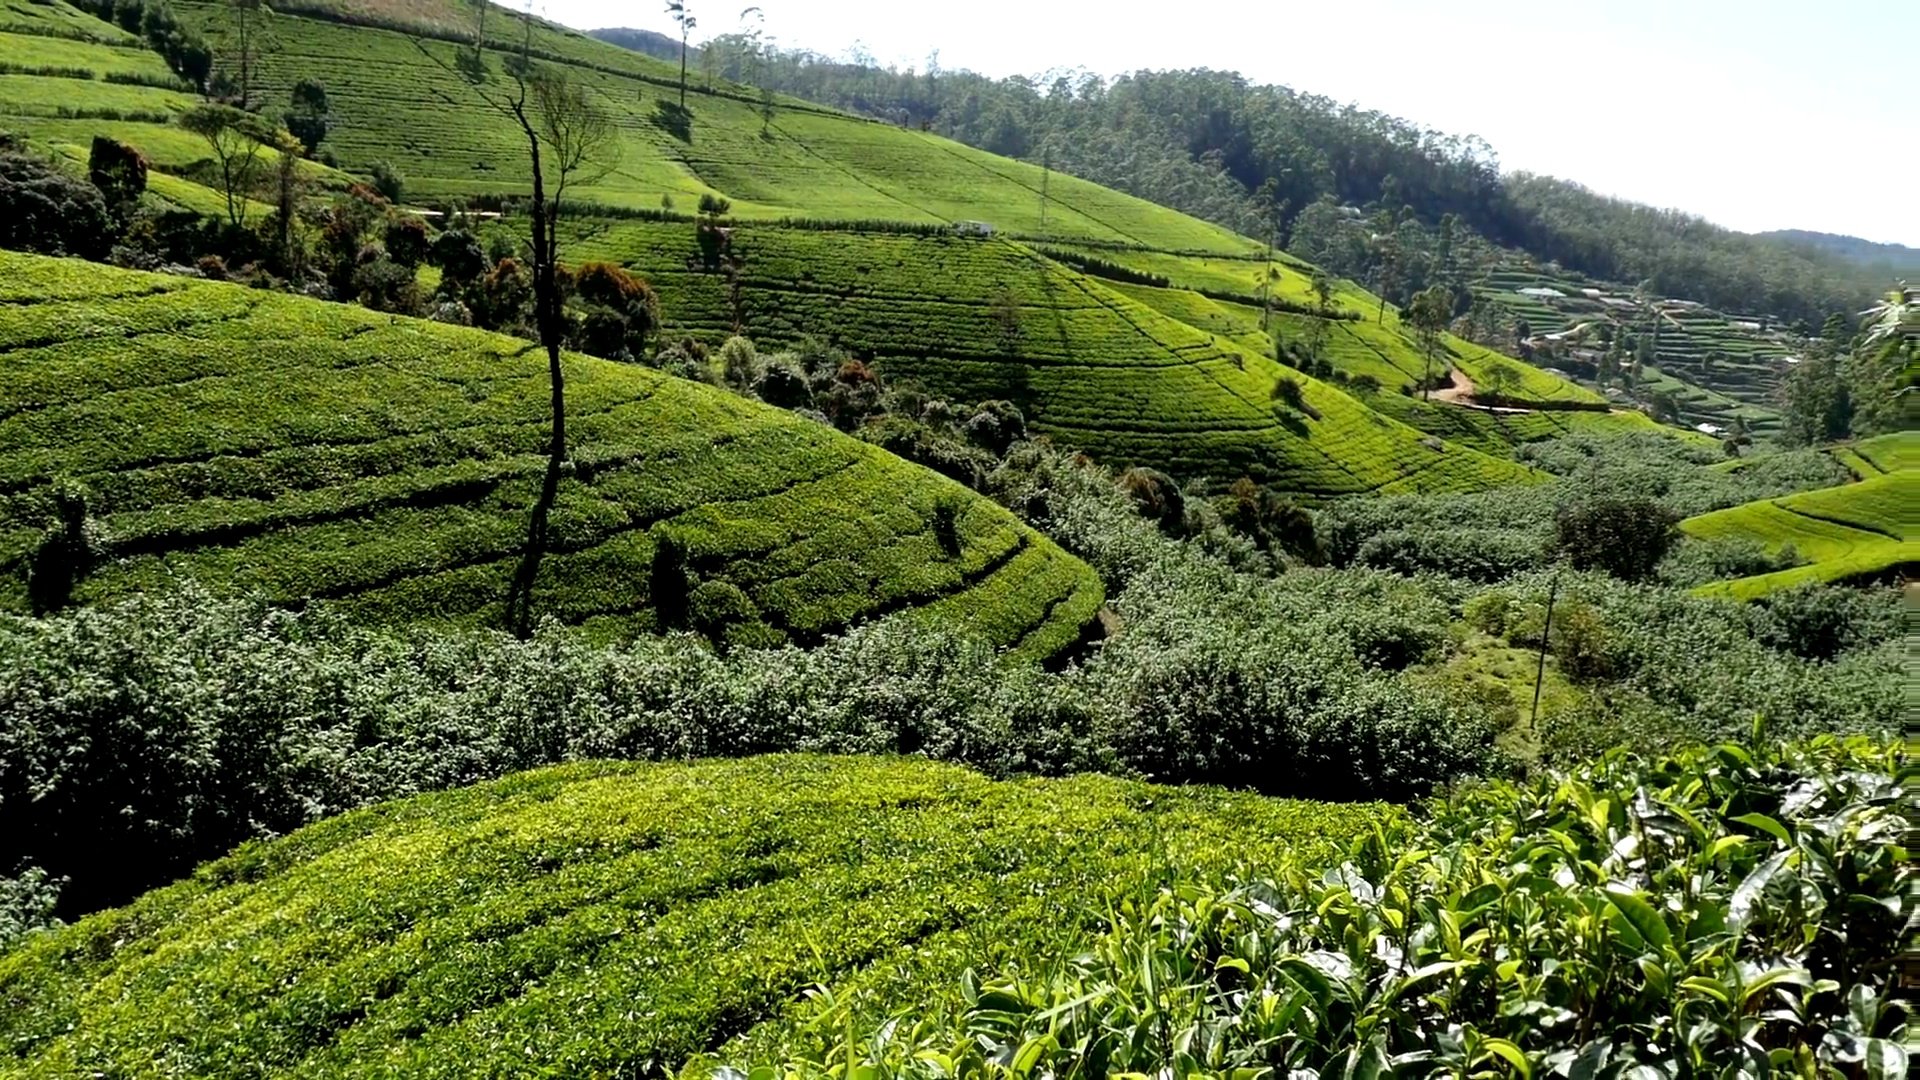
top-left (413, 6), bottom-right (619, 635)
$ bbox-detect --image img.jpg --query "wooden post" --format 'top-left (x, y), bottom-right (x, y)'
top-left (1530, 572), bottom-right (1560, 731)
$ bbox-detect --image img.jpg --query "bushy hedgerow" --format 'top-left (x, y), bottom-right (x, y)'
top-left (1466, 570), bottom-right (1900, 762)
top-left (1318, 433), bottom-right (1858, 582)
top-left (0, 441), bottom-right (1897, 920)
top-left (0, 570), bottom-right (1488, 914)
top-left (0, 147), bottom-right (115, 260)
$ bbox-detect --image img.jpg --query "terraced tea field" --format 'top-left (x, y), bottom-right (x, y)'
top-left (0, 252), bottom-right (1101, 654)
top-left (1470, 260), bottom-right (1794, 437)
top-left (563, 220), bottom-right (1540, 493)
top-left (0, 0), bottom-right (1678, 501)
top-left (1681, 434), bottom-right (1919, 598)
top-left (0, 754), bottom-right (1388, 1079)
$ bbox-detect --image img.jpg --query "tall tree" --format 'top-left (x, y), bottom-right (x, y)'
top-left (665, 0), bottom-right (696, 109)
top-left (179, 103), bottom-right (270, 228)
top-left (1406, 285), bottom-right (1452, 402)
top-left (284, 78), bottom-right (330, 157)
top-left (1368, 214), bottom-right (1402, 324)
top-left (225, 0), bottom-right (268, 109)
top-left (411, 8), bottom-right (617, 634)
top-left (500, 64), bottom-right (618, 634)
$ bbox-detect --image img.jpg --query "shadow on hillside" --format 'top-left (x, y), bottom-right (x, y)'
top-left (651, 100), bottom-right (694, 143)
top-left (502, 428), bottom-right (566, 638)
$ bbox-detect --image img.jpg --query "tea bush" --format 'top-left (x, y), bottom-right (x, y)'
top-left (0, 756), bottom-right (1394, 1078)
top-left (0, 573), bottom-right (1489, 915)
top-left (766, 736), bottom-right (1910, 1079)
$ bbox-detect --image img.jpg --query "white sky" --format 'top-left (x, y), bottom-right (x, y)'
top-left (535, 0), bottom-right (1919, 247)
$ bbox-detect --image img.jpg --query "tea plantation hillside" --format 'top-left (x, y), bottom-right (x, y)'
top-left (1469, 259), bottom-right (1796, 438)
top-left (560, 220), bottom-right (1540, 493)
top-left (1680, 431), bottom-right (1919, 598)
top-left (0, 252), bottom-right (1102, 652)
top-left (0, 0), bottom-right (1652, 494)
top-left (0, 754), bottom-right (1387, 1079)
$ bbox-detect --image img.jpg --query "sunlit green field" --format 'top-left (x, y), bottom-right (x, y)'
top-left (0, 754), bottom-right (1387, 1079)
top-left (0, 252), bottom-right (1101, 653)
top-left (0, 0), bottom-right (1674, 508)
top-left (1682, 463), bottom-right (1917, 598)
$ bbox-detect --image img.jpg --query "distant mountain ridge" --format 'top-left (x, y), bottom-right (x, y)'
top-left (1757, 230), bottom-right (1920, 272)
top-left (588, 26), bottom-right (690, 64)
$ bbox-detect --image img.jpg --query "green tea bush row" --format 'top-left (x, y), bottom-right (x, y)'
top-left (0, 756), bottom-right (1391, 1078)
top-left (0, 566), bottom-right (1486, 915)
top-left (764, 736), bottom-right (1910, 1079)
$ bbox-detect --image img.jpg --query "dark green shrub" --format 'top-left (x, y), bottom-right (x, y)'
top-left (567, 261), bottom-right (661, 360)
top-left (1353, 526), bottom-right (1545, 582)
top-left (649, 533), bottom-right (693, 628)
top-left (1753, 585), bottom-right (1892, 661)
top-left (751, 360), bottom-right (813, 409)
top-left (963, 399), bottom-right (1026, 454)
top-left (381, 214), bottom-right (429, 268)
top-left (86, 136), bottom-right (147, 217)
top-left (284, 78), bottom-right (331, 156)
top-left (1553, 496), bottom-right (1678, 581)
top-left (931, 495), bottom-right (964, 557)
top-left (428, 227), bottom-right (487, 285)
top-left (687, 579), bottom-right (757, 641)
top-left (1549, 600), bottom-right (1616, 680)
top-left (0, 867), bottom-right (61, 952)
top-left (0, 150), bottom-right (115, 260)
top-left (369, 160), bottom-right (405, 204)
top-left (859, 417), bottom-right (991, 489)
top-left (1117, 467), bottom-right (1187, 537)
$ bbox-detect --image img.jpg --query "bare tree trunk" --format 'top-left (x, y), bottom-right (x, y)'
top-left (503, 104), bottom-right (567, 639)
top-left (679, 35), bottom-right (689, 108)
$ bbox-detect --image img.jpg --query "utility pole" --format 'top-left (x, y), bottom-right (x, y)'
top-left (1530, 572), bottom-right (1560, 731)
top-left (1039, 146), bottom-right (1050, 232)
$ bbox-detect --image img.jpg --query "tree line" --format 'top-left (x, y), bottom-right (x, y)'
top-left (697, 52), bottom-right (1894, 326)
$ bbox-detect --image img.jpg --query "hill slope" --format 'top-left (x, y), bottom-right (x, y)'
top-left (0, 252), bottom-right (1101, 653)
top-left (1757, 230), bottom-right (1920, 272)
top-left (1680, 432), bottom-right (1919, 598)
top-left (0, 755), bottom-right (1385, 1078)
top-left (0, 0), bottom-right (1661, 493)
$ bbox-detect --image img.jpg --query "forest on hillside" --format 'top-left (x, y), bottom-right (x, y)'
top-left (661, 40), bottom-right (1898, 327)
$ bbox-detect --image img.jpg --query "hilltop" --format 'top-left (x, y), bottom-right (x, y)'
top-left (1758, 229), bottom-right (1920, 272)
top-left (0, 251), bottom-right (1101, 653)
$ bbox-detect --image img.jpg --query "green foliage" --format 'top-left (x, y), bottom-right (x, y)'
top-left (0, 146), bottom-right (114, 259)
top-left (1463, 571), bottom-right (1899, 761)
top-left (84, 134), bottom-right (144, 214)
top-left (0, 755), bottom-right (1389, 1077)
top-left (284, 76), bottom-right (330, 156)
top-left (766, 737), bottom-right (1910, 1079)
top-left (1679, 467), bottom-right (1917, 597)
top-left (0, 251), bottom-right (1099, 657)
top-left (369, 157), bottom-right (403, 203)
top-left (1553, 497), bottom-right (1679, 581)
top-left (0, 868), bottom-right (62, 953)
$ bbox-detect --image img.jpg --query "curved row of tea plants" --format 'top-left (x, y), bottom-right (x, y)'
top-left (562, 219), bottom-right (1538, 494)
top-left (1681, 436), bottom-right (1918, 598)
top-left (0, 251), bottom-right (1102, 652)
top-left (0, 755), bottom-right (1390, 1079)
top-left (763, 736), bottom-right (1911, 1079)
